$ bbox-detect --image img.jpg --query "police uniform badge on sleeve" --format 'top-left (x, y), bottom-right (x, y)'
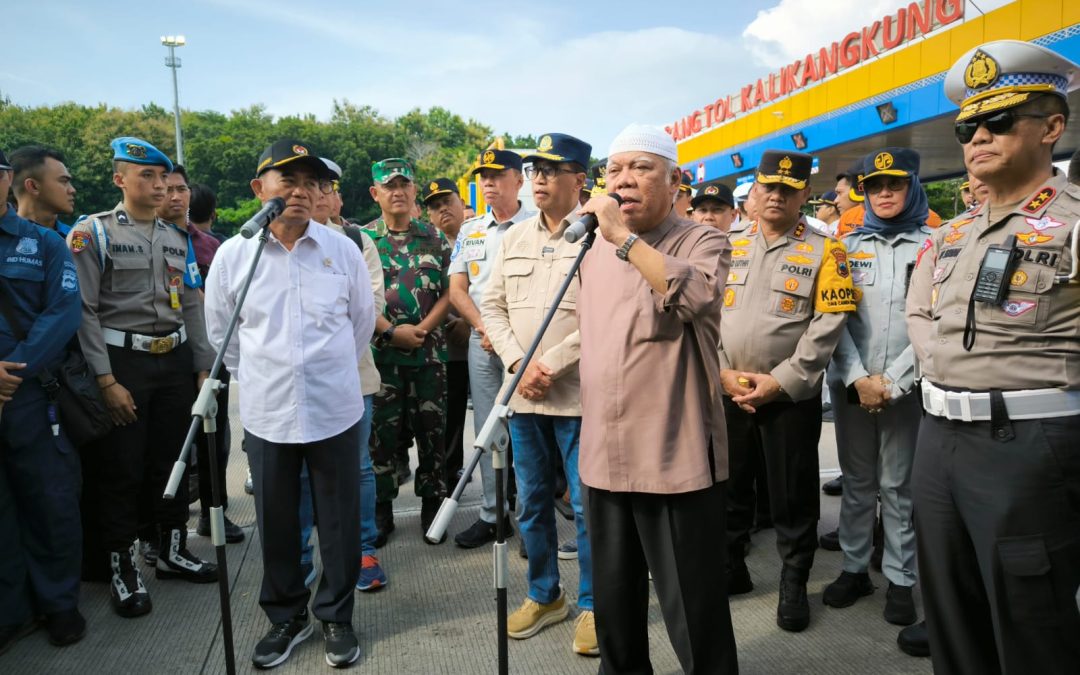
top-left (70, 231), bottom-right (91, 253)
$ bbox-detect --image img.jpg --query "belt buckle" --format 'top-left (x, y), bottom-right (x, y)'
top-left (149, 336), bottom-right (173, 354)
top-left (926, 385), bottom-right (947, 417)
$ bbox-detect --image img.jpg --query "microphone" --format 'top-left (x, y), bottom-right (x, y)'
top-left (563, 193), bottom-right (623, 243)
top-left (240, 197), bottom-right (286, 239)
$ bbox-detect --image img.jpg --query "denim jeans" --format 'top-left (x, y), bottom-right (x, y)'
top-left (509, 413), bottom-right (592, 610)
top-left (301, 395), bottom-right (377, 564)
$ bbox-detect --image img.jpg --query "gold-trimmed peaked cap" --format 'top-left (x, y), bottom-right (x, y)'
top-left (945, 40), bottom-right (1079, 122)
top-left (756, 150), bottom-right (812, 190)
top-left (422, 177), bottom-right (458, 203)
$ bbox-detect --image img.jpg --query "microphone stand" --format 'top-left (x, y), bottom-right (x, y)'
top-left (163, 223), bottom-right (273, 675)
top-left (426, 228), bottom-right (598, 675)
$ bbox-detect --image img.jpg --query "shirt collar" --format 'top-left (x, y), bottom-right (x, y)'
top-left (485, 202), bottom-right (530, 229)
top-left (0, 203), bottom-right (21, 236)
top-left (537, 206), bottom-right (579, 235)
top-left (637, 207), bottom-right (679, 246)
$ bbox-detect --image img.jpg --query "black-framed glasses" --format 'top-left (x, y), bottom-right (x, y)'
top-left (954, 110), bottom-right (1051, 144)
top-left (863, 176), bottom-right (910, 195)
top-left (524, 164), bottom-right (578, 180)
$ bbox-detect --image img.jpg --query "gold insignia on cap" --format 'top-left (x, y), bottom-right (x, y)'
top-left (292, 145), bottom-right (308, 156)
top-left (429, 181), bottom-right (439, 192)
top-left (778, 156), bottom-right (793, 175)
top-left (126, 143), bottom-right (147, 159)
top-left (964, 50), bottom-right (999, 90)
top-left (874, 152), bottom-right (894, 171)
top-left (483, 150), bottom-right (496, 165)
top-left (704, 185), bottom-right (719, 195)
top-left (538, 135), bottom-right (553, 152)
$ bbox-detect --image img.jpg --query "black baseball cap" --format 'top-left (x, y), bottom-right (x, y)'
top-left (422, 177), bottom-right (459, 203)
top-left (256, 139), bottom-right (331, 178)
top-left (691, 180), bottom-right (734, 208)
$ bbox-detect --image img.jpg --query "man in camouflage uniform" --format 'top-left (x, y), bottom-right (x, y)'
top-left (362, 158), bottom-right (451, 544)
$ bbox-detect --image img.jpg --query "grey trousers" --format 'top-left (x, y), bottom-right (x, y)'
top-left (468, 331), bottom-right (510, 524)
top-left (829, 381), bottom-right (919, 586)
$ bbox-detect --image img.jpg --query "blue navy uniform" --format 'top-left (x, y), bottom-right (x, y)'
top-left (0, 204), bottom-right (83, 628)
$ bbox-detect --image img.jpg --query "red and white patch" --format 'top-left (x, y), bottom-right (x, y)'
top-left (1024, 215), bottom-right (1065, 232)
top-left (915, 237), bottom-right (933, 268)
top-left (1000, 300), bottom-right (1036, 317)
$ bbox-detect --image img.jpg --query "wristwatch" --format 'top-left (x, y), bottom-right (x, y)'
top-left (375, 325), bottom-right (396, 348)
top-left (615, 233), bottom-right (639, 262)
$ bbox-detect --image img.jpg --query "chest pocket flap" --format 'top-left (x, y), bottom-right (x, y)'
top-left (503, 257), bottom-right (535, 304)
top-left (110, 255), bottom-right (151, 293)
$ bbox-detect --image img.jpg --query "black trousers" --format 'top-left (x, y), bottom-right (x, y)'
top-left (0, 384), bottom-right (82, 624)
top-left (196, 367), bottom-right (232, 514)
top-left (82, 343), bottom-right (195, 555)
top-left (584, 482), bottom-right (738, 675)
top-left (724, 396), bottom-right (821, 570)
top-left (247, 423), bottom-right (361, 624)
top-left (913, 414), bottom-right (1080, 675)
top-left (444, 360), bottom-right (468, 483)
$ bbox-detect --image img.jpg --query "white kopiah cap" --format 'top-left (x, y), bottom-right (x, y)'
top-left (608, 123), bottom-right (678, 163)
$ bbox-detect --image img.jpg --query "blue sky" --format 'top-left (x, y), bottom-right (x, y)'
top-left (5, 1), bottom-right (1006, 153)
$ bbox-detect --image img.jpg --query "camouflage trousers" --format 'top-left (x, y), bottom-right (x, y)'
top-left (371, 362), bottom-right (447, 503)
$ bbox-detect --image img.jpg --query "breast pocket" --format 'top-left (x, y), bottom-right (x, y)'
top-left (303, 273), bottom-right (349, 322)
top-left (978, 264), bottom-right (1051, 329)
top-left (110, 255), bottom-right (151, 293)
top-left (503, 257), bottom-right (536, 304)
top-left (164, 254), bottom-right (186, 296)
top-left (769, 270), bottom-right (814, 318)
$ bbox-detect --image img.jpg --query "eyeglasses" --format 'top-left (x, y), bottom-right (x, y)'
top-left (863, 177), bottom-right (910, 195)
top-left (524, 164), bottom-right (579, 180)
top-left (954, 110), bottom-right (1051, 144)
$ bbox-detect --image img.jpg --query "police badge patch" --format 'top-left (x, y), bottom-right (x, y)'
top-left (15, 237), bottom-right (38, 256)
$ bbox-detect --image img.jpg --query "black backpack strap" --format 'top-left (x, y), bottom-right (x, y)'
top-left (341, 223), bottom-right (365, 252)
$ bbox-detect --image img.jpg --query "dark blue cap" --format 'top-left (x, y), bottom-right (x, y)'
top-left (471, 148), bottom-right (524, 175)
top-left (523, 133), bottom-right (592, 171)
top-left (691, 180), bottom-right (734, 208)
top-left (809, 190), bottom-right (839, 206)
top-left (111, 137), bottom-right (173, 172)
top-left (861, 147), bottom-right (920, 182)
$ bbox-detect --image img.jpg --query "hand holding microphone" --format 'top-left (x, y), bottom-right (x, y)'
top-left (563, 193), bottom-right (624, 243)
top-left (240, 197), bottom-right (286, 239)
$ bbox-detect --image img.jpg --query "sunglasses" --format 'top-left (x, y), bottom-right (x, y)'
top-left (954, 110), bottom-right (1051, 144)
top-left (863, 176), bottom-right (910, 195)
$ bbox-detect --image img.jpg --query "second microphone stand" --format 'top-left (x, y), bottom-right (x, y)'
top-left (426, 228), bottom-right (597, 675)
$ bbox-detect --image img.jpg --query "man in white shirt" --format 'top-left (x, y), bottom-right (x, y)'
top-left (204, 140), bottom-right (375, 669)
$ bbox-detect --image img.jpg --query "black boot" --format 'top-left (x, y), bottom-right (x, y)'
top-left (110, 545), bottom-right (152, 618)
top-left (897, 620), bottom-right (930, 657)
top-left (884, 583), bottom-right (917, 625)
top-left (822, 571), bottom-right (874, 608)
top-left (777, 565), bottom-right (810, 632)
top-left (727, 557), bottom-right (754, 596)
top-left (156, 529), bottom-right (218, 583)
top-left (420, 498), bottom-right (445, 544)
top-left (374, 501), bottom-right (395, 548)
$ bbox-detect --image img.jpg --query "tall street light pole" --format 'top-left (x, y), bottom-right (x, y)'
top-left (161, 35), bottom-right (186, 165)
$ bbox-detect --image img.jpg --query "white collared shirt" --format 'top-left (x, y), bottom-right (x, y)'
top-left (204, 221), bottom-right (376, 443)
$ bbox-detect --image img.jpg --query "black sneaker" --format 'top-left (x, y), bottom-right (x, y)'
top-left (884, 583), bottom-right (917, 625)
top-left (728, 558), bottom-right (754, 596)
top-left (454, 517), bottom-right (514, 549)
top-left (818, 528), bottom-right (841, 551)
top-left (45, 608), bottom-right (86, 647)
top-left (156, 529), bottom-right (218, 583)
top-left (252, 610), bottom-right (313, 669)
top-left (823, 571), bottom-right (874, 608)
top-left (197, 514), bottom-right (246, 543)
top-left (777, 565), bottom-right (810, 632)
top-left (323, 621), bottom-right (360, 668)
top-left (897, 620), bottom-right (930, 657)
top-left (822, 475), bottom-right (843, 496)
top-left (420, 498), bottom-right (445, 544)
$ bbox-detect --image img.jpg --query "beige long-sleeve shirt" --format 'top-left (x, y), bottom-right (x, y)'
top-left (718, 216), bottom-right (855, 401)
top-left (324, 221), bottom-right (384, 396)
top-left (577, 211), bottom-right (731, 494)
top-left (481, 211), bottom-right (582, 416)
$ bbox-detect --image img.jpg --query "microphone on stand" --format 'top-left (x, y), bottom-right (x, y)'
top-left (240, 197), bottom-right (286, 239)
top-left (563, 193), bottom-right (623, 243)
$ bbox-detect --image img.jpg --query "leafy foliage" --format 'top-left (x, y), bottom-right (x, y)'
top-left (0, 94), bottom-right (496, 232)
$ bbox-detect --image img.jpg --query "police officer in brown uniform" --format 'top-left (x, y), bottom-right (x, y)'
top-left (719, 150), bottom-right (856, 632)
top-left (67, 137), bottom-right (217, 618)
top-left (905, 41), bottom-right (1080, 674)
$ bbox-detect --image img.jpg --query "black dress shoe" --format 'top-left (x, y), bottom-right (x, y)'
top-left (454, 517), bottom-right (513, 549)
top-left (777, 565), bottom-right (810, 632)
top-left (819, 528), bottom-right (841, 551)
top-left (197, 514), bottom-right (246, 543)
top-left (45, 608), bottom-right (86, 646)
top-left (884, 583), bottom-right (917, 625)
top-left (823, 571), bottom-right (874, 608)
top-left (897, 620), bottom-right (930, 657)
top-left (728, 558), bottom-right (754, 596)
top-left (822, 475), bottom-right (843, 496)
